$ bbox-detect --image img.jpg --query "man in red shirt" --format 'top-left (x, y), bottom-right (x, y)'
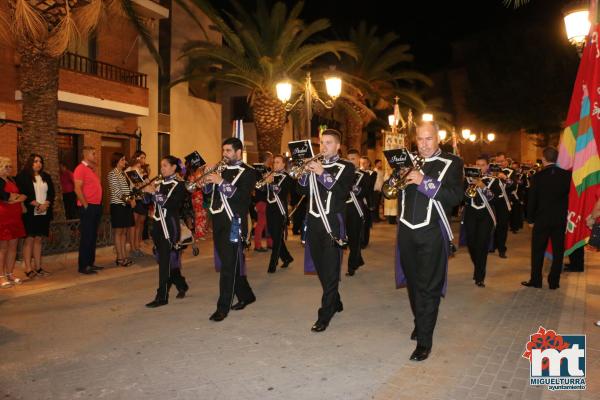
top-left (74, 146), bottom-right (104, 275)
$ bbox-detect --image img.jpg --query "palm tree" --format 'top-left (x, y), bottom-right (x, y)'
top-left (1, 0), bottom-right (159, 219)
top-left (174, 0), bottom-right (357, 154)
top-left (336, 22), bottom-right (432, 151)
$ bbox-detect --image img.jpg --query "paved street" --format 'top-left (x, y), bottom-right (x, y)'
top-left (0, 222), bottom-right (598, 400)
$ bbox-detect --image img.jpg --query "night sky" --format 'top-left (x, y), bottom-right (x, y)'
top-left (300, 0), bottom-right (568, 71)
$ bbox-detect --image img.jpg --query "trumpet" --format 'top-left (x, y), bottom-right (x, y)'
top-left (185, 157), bottom-right (229, 192)
top-left (289, 152), bottom-right (326, 179)
top-left (121, 174), bottom-right (163, 203)
top-left (255, 171), bottom-right (275, 189)
top-left (465, 180), bottom-right (479, 198)
top-left (382, 155), bottom-right (425, 200)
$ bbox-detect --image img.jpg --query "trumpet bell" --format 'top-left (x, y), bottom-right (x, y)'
top-left (465, 185), bottom-right (478, 198)
top-left (382, 181), bottom-right (399, 200)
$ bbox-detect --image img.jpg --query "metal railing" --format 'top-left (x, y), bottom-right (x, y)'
top-left (60, 52), bottom-right (148, 88)
top-left (38, 216), bottom-right (114, 256)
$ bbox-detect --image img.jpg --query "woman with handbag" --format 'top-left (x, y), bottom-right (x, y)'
top-left (0, 157), bottom-right (27, 288)
top-left (16, 154), bottom-right (55, 279)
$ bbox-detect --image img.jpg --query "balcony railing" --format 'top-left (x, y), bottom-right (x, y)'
top-left (60, 52), bottom-right (148, 89)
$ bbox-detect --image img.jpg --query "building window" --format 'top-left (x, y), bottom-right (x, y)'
top-left (57, 133), bottom-right (81, 170)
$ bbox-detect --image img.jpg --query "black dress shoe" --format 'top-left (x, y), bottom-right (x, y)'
top-left (267, 266), bottom-right (276, 274)
top-left (176, 289), bottom-right (187, 299)
top-left (231, 298), bottom-right (255, 310)
top-left (345, 270), bottom-right (355, 277)
top-left (548, 281), bottom-right (560, 290)
top-left (311, 320), bottom-right (329, 332)
top-left (410, 329), bottom-right (417, 341)
top-left (499, 252), bottom-right (507, 259)
top-left (476, 281), bottom-right (486, 288)
top-left (79, 266), bottom-right (97, 275)
top-left (209, 310), bottom-right (227, 321)
top-left (337, 302), bottom-right (343, 313)
top-left (409, 345), bottom-right (431, 361)
top-left (521, 281), bottom-right (542, 288)
top-left (280, 258), bottom-right (293, 268)
top-left (91, 265), bottom-right (104, 270)
top-left (145, 299), bottom-right (168, 308)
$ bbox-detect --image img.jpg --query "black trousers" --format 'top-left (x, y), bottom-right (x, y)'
top-left (509, 201), bottom-right (524, 232)
top-left (292, 201), bottom-right (306, 234)
top-left (568, 246), bottom-right (584, 271)
top-left (530, 223), bottom-right (566, 287)
top-left (464, 208), bottom-right (494, 283)
top-left (372, 191), bottom-right (382, 221)
top-left (267, 207), bottom-right (292, 268)
top-left (398, 223), bottom-right (446, 349)
top-left (63, 192), bottom-right (78, 220)
top-left (152, 220), bottom-right (188, 301)
top-left (361, 207), bottom-right (372, 248)
top-left (78, 204), bottom-right (102, 271)
top-left (346, 206), bottom-right (364, 273)
top-left (307, 215), bottom-right (343, 323)
top-left (493, 201), bottom-right (510, 253)
top-left (213, 214), bottom-right (255, 314)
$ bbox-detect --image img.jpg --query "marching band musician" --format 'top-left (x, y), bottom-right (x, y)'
top-left (297, 129), bottom-right (354, 332)
top-left (491, 152), bottom-right (514, 258)
top-left (345, 149), bottom-right (368, 277)
top-left (462, 156), bottom-right (497, 288)
top-left (204, 138), bottom-right (257, 322)
top-left (263, 154), bottom-right (294, 273)
top-left (391, 121), bottom-right (463, 361)
top-left (143, 156), bottom-right (189, 308)
top-left (509, 161), bottom-right (526, 233)
top-left (359, 156), bottom-right (376, 249)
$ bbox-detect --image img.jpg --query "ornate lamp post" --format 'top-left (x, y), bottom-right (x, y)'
top-left (563, 1), bottom-right (591, 57)
top-left (276, 72), bottom-right (342, 140)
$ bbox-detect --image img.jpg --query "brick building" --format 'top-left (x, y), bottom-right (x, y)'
top-left (0, 0), bottom-right (223, 213)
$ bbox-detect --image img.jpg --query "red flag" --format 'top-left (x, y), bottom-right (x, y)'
top-left (557, 23), bottom-right (600, 255)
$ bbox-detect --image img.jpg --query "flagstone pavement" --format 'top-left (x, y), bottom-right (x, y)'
top-left (0, 222), bottom-right (598, 400)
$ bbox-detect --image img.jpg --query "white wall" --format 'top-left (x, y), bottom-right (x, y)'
top-left (170, 82), bottom-right (222, 164)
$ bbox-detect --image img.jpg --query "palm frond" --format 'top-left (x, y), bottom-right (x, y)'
top-left (121, 0), bottom-right (163, 72)
top-left (502, 0), bottom-right (530, 9)
top-left (47, 1), bottom-right (80, 57)
top-left (73, 0), bottom-right (103, 39)
top-left (173, 0), bottom-right (209, 39)
top-left (182, 0), bottom-right (244, 53)
top-left (13, 0), bottom-right (47, 44)
top-left (283, 42), bottom-right (357, 75)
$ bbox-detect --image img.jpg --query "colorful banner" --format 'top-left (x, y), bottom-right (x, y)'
top-left (557, 23), bottom-right (600, 255)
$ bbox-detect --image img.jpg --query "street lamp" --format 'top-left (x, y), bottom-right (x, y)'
top-left (461, 129), bottom-right (471, 140)
top-left (422, 113), bottom-right (433, 122)
top-left (563, 1), bottom-right (591, 56)
top-left (276, 71), bottom-right (342, 140)
top-left (465, 131), bottom-right (496, 144)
